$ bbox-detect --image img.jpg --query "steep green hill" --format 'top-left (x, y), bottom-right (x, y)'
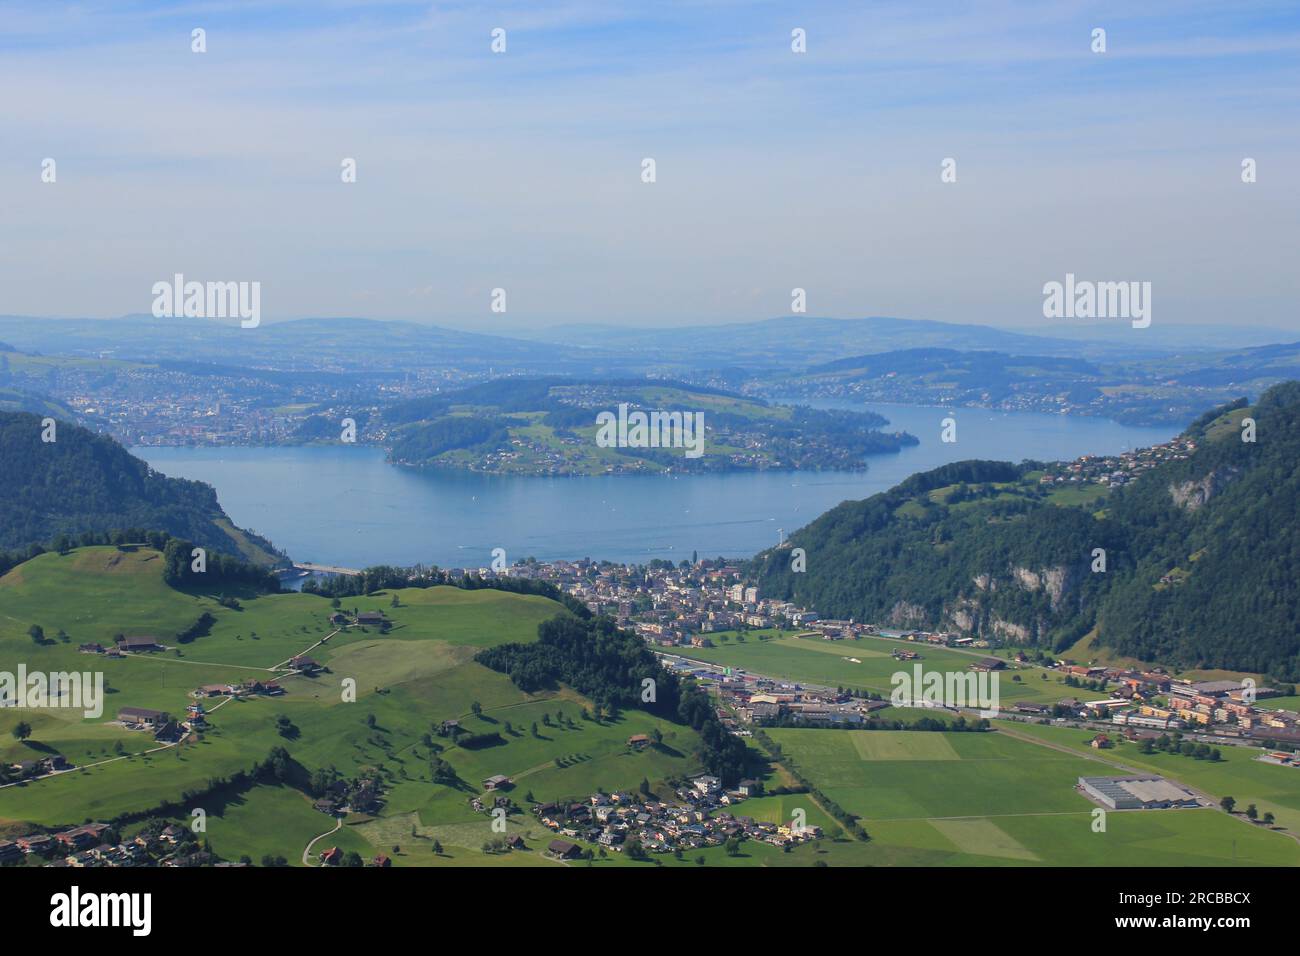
top-left (754, 382), bottom-right (1300, 680)
top-left (0, 411), bottom-right (282, 564)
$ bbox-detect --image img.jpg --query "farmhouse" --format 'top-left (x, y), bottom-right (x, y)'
top-left (1078, 775), bottom-right (1200, 810)
top-left (116, 635), bottom-right (162, 652)
top-left (151, 719), bottom-right (183, 743)
top-left (971, 657), bottom-right (1005, 672)
top-left (357, 611), bottom-right (388, 628)
top-left (547, 839), bottom-right (583, 859)
top-left (483, 774), bottom-right (511, 791)
top-left (240, 680), bottom-right (285, 697)
top-left (320, 846), bottom-right (344, 866)
top-left (627, 734), bottom-right (651, 750)
top-left (118, 706), bottom-right (170, 728)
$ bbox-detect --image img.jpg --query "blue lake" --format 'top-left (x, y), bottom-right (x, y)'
top-left (135, 403), bottom-right (1175, 569)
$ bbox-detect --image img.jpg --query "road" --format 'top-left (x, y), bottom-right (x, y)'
top-left (302, 816), bottom-right (343, 865)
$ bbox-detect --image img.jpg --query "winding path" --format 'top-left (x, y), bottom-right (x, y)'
top-left (302, 816), bottom-right (343, 866)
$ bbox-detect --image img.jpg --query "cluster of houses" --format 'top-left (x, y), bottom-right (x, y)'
top-left (0, 822), bottom-right (236, 869)
top-left (1036, 436), bottom-right (1196, 489)
top-left (476, 558), bottom-right (826, 645)
top-left (312, 776), bottom-right (384, 817)
top-left (193, 678), bottom-right (285, 700)
top-left (5, 753), bottom-right (71, 782)
top-left (117, 706), bottom-right (186, 743)
top-left (1010, 665), bottom-right (1299, 744)
top-left (532, 774), bottom-right (820, 856)
top-left (317, 846), bottom-right (393, 867)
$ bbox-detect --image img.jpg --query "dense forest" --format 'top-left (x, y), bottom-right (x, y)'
top-left (0, 411), bottom-right (282, 563)
top-left (754, 382), bottom-right (1300, 680)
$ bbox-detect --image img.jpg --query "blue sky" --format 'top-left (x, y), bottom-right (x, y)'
top-left (1, 1), bottom-right (1297, 333)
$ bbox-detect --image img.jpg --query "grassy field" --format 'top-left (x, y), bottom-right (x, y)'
top-left (762, 727), bottom-right (1300, 866)
top-left (678, 630), bottom-right (1066, 707)
top-left (8, 545), bottom-right (1296, 868)
top-left (1003, 721), bottom-right (1300, 838)
top-left (0, 546), bottom-right (711, 865)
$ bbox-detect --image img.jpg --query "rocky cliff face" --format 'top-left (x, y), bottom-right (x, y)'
top-left (1170, 467), bottom-right (1239, 512)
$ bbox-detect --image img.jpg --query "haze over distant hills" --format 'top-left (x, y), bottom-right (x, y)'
top-left (3, 313), bottom-right (1290, 373)
top-left (3, 312), bottom-right (1298, 431)
top-left (503, 315), bottom-right (1177, 367)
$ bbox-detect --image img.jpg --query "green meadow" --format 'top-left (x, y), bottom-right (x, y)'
top-left (762, 727), bottom-right (1300, 866)
top-left (680, 630), bottom-right (1066, 706)
top-left (0, 547), bottom-right (709, 865)
top-left (1003, 721), bottom-right (1300, 838)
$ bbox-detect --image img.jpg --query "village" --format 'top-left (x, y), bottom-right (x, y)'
top-left (0, 820), bottom-right (254, 869)
top-left (487, 556), bottom-right (1300, 752)
top-left (452, 763), bottom-right (821, 861)
top-left (1034, 433), bottom-right (1198, 489)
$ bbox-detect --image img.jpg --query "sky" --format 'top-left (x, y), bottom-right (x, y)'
top-left (1, 0), bottom-right (1297, 335)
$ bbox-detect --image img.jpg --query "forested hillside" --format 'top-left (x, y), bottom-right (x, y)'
top-left (0, 411), bottom-right (283, 564)
top-left (753, 382), bottom-right (1300, 680)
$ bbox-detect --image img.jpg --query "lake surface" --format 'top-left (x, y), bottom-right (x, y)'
top-left (135, 403), bottom-right (1175, 569)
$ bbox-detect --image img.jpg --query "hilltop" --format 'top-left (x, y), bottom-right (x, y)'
top-left (361, 377), bottom-right (916, 475)
top-left (0, 412), bottom-right (282, 564)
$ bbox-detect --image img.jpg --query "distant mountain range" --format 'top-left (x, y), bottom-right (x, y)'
top-left (354, 377), bottom-right (916, 475)
top-left (7, 313), bottom-right (1277, 374)
top-left (506, 315), bottom-right (1178, 368)
top-left (0, 315), bottom-right (588, 373)
top-left (756, 343), bottom-right (1300, 426)
top-left (4, 314), bottom-right (1300, 432)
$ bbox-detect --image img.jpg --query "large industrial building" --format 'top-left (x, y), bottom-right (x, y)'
top-left (1078, 775), bottom-right (1201, 810)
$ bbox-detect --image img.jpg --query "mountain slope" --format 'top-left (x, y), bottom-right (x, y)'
top-left (0, 411), bottom-right (283, 563)
top-left (753, 382), bottom-right (1300, 679)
